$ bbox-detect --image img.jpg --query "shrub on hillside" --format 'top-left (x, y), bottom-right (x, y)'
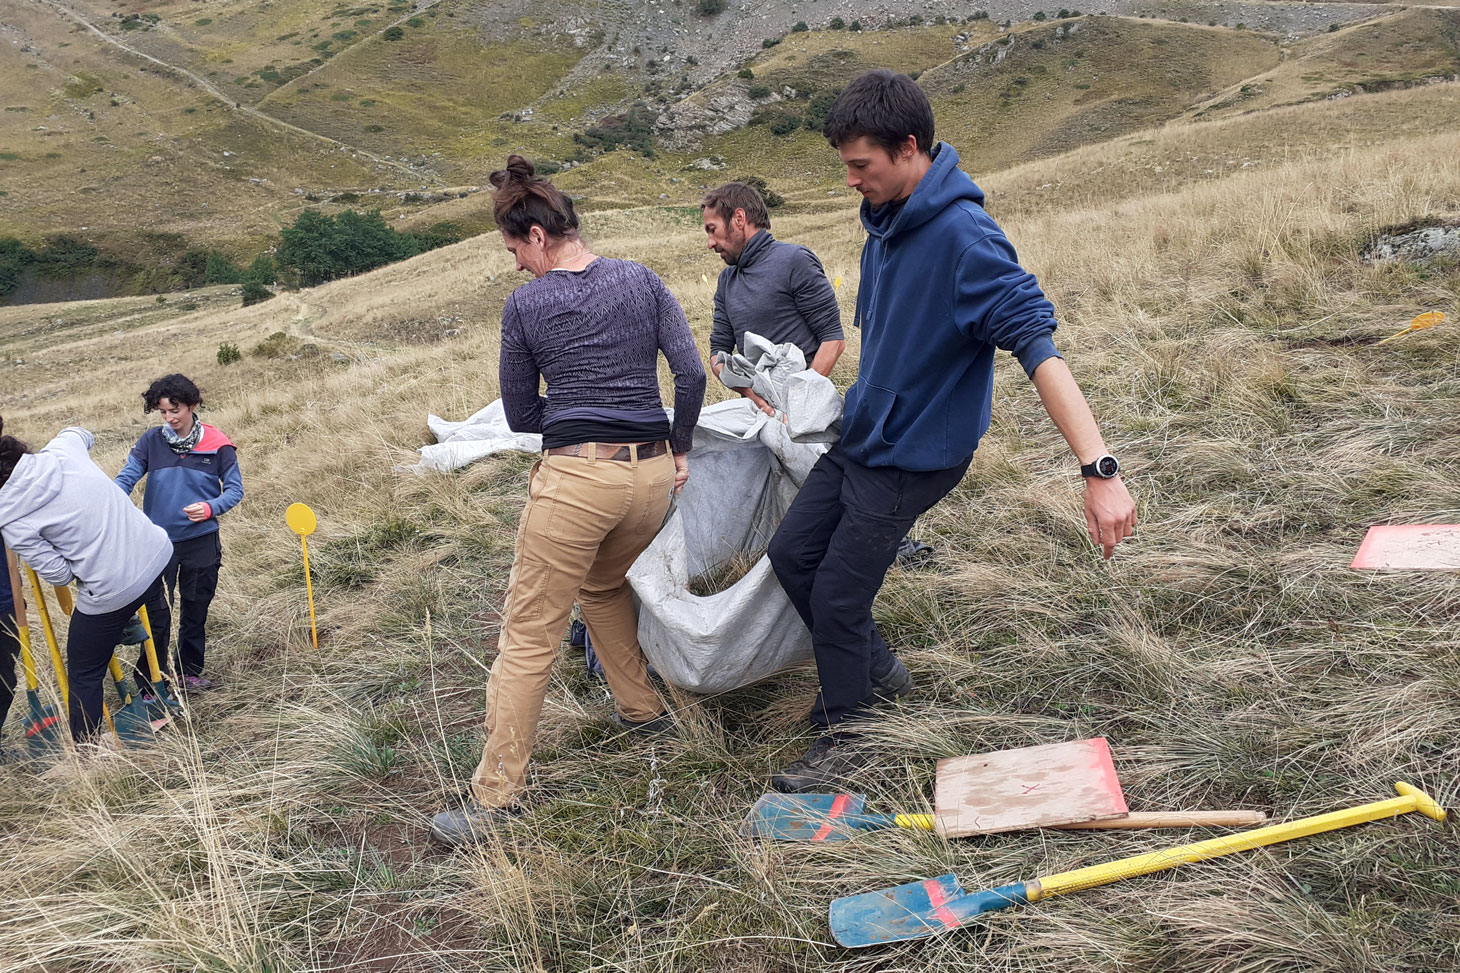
top-left (738, 67), bottom-right (754, 79)
top-left (241, 280), bottom-right (273, 306)
top-left (383, 25), bottom-right (403, 40)
top-left (0, 237), bottom-right (35, 298)
top-left (829, 17), bottom-right (845, 29)
top-left (736, 175), bottom-right (784, 208)
top-left (697, 0), bottom-right (726, 14)
top-left (747, 85), bottom-right (771, 99)
top-left (274, 209), bottom-right (453, 288)
top-left (573, 102), bottom-right (659, 157)
top-left (792, 21), bottom-right (808, 32)
top-left (217, 342), bottom-right (242, 365)
top-left (761, 37), bottom-right (781, 48)
top-left (769, 114), bottom-right (799, 135)
top-left (849, 20), bottom-right (862, 31)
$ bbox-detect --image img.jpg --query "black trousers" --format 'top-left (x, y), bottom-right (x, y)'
top-left (161, 532), bottom-right (222, 678)
top-left (768, 443), bottom-right (970, 732)
top-left (1, 612), bottom-right (18, 739)
top-left (73, 576), bottom-right (171, 739)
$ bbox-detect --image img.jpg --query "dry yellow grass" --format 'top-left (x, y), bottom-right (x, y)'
top-left (1, 77), bottom-right (1458, 972)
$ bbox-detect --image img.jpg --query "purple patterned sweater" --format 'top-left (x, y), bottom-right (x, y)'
top-left (499, 257), bottom-right (707, 454)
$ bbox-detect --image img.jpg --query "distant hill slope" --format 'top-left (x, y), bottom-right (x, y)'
top-left (0, 0), bottom-right (1444, 259)
top-left (1191, 7), bottom-right (1460, 119)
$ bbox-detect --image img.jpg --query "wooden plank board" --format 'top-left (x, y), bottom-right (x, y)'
top-left (1350, 525), bottom-right (1460, 571)
top-left (934, 737), bottom-right (1128, 837)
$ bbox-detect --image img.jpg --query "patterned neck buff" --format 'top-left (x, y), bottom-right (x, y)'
top-left (163, 419), bottom-right (204, 455)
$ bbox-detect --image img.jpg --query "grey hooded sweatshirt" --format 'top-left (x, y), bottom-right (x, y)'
top-left (0, 427), bottom-right (172, 614)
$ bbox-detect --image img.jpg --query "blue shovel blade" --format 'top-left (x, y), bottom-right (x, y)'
top-left (830, 875), bottom-right (1031, 948)
top-left (739, 793), bottom-right (867, 841)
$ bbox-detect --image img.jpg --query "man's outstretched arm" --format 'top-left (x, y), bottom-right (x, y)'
top-left (1030, 357), bottom-right (1137, 559)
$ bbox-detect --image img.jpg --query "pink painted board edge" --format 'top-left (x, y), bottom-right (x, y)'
top-left (1351, 525), bottom-right (1460, 571)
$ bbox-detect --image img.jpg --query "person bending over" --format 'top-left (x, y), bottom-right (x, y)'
top-left (0, 420), bottom-right (173, 743)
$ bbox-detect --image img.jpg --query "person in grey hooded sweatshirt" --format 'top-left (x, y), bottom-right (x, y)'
top-left (0, 420), bottom-right (173, 741)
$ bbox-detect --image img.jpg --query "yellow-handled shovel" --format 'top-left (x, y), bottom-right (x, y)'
top-left (830, 782), bottom-right (1446, 947)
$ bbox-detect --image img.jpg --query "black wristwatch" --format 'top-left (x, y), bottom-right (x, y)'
top-left (1080, 454), bottom-right (1120, 479)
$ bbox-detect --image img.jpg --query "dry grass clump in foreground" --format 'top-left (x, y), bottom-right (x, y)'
top-left (0, 117), bottom-right (1458, 971)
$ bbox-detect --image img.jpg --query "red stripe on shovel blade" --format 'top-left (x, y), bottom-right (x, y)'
top-left (811, 794), bottom-right (853, 842)
top-left (924, 878), bottom-right (964, 929)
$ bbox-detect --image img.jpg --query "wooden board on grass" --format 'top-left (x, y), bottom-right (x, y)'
top-left (933, 737), bottom-right (1128, 837)
top-left (1350, 525), bottom-right (1460, 571)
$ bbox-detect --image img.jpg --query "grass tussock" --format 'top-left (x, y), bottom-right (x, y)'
top-left (1, 92), bottom-right (1459, 971)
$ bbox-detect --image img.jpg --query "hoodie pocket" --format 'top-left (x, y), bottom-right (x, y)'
top-left (844, 382), bottom-right (898, 450)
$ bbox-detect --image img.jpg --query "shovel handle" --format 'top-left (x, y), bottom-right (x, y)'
top-left (1028, 782), bottom-right (1445, 901)
top-left (5, 552), bottom-right (40, 692)
top-left (1052, 811), bottom-right (1269, 829)
top-left (137, 604), bottom-right (164, 683)
top-left (23, 564), bottom-right (68, 708)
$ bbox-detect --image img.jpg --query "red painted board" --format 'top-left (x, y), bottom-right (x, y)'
top-left (933, 737), bottom-right (1129, 838)
top-left (1350, 525), bottom-right (1460, 571)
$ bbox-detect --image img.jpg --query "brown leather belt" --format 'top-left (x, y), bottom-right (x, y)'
top-left (544, 441), bottom-right (669, 462)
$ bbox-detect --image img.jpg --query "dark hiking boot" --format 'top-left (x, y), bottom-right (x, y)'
top-left (429, 798), bottom-right (524, 847)
top-left (771, 735), bottom-right (869, 793)
top-left (612, 711), bottom-right (677, 737)
top-left (870, 656), bottom-right (914, 702)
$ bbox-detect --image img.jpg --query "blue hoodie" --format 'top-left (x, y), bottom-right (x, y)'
top-left (842, 141), bottom-right (1062, 471)
top-left (115, 423), bottom-right (244, 543)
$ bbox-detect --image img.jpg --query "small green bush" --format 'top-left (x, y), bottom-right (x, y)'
top-left (241, 280), bottom-right (273, 306)
top-left (747, 85), bottom-right (771, 99)
top-left (738, 68), bottom-right (754, 79)
top-left (761, 37), bottom-right (781, 48)
top-left (792, 21), bottom-right (808, 32)
top-left (1034, 11), bottom-right (1046, 20)
top-left (382, 25), bottom-right (403, 40)
top-left (849, 20), bottom-right (863, 31)
top-left (697, 0), bottom-right (726, 14)
top-left (769, 114), bottom-right (800, 135)
top-left (830, 17), bottom-right (845, 29)
top-left (217, 342), bottom-right (242, 365)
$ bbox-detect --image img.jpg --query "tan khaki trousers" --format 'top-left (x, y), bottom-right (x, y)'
top-left (471, 446), bottom-right (675, 808)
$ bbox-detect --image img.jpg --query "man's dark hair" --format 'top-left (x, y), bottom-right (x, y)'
top-left (143, 373), bottom-right (203, 413)
top-left (489, 155), bottom-right (581, 242)
top-left (0, 416), bottom-right (30, 490)
top-left (701, 182), bottom-right (771, 231)
top-left (822, 69), bottom-right (935, 158)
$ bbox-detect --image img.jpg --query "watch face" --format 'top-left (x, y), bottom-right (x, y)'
top-left (1097, 456), bottom-right (1119, 478)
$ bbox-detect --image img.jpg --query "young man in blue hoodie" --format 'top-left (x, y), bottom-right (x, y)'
top-left (767, 70), bottom-right (1138, 792)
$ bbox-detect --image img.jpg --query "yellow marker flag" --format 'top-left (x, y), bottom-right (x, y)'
top-left (833, 274), bottom-right (843, 291)
top-left (701, 274), bottom-right (708, 284)
top-left (1378, 310), bottom-right (1445, 345)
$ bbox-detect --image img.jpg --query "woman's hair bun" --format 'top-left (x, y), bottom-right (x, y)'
top-left (490, 155), bottom-right (536, 189)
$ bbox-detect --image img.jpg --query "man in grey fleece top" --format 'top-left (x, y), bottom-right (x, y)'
top-left (703, 183), bottom-right (845, 416)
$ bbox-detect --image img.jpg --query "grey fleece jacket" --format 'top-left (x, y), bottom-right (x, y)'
top-left (710, 230), bottom-right (844, 364)
top-left (0, 427), bottom-right (172, 614)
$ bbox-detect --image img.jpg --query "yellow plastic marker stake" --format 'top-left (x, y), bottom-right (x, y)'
top-left (286, 502), bottom-right (320, 650)
top-left (833, 274), bottom-right (843, 292)
top-left (1377, 310), bottom-right (1445, 345)
top-left (23, 564), bottom-right (68, 710)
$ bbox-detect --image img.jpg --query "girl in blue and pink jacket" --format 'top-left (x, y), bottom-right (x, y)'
top-left (116, 374), bottom-right (243, 690)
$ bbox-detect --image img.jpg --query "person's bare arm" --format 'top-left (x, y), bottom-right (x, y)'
top-left (1030, 357), bottom-right (1136, 559)
top-left (808, 339), bottom-right (845, 377)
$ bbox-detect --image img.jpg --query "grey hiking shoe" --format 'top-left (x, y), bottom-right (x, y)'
top-left (429, 798), bottom-right (523, 847)
top-left (612, 711), bottom-right (676, 736)
top-left (870, 656), bottom-right (914, 702)
top-left (771, 735), bottom-right (869, 793)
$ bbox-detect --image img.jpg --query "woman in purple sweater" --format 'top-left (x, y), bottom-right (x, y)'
top-left (432, 156), bottom-right (706, 846)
